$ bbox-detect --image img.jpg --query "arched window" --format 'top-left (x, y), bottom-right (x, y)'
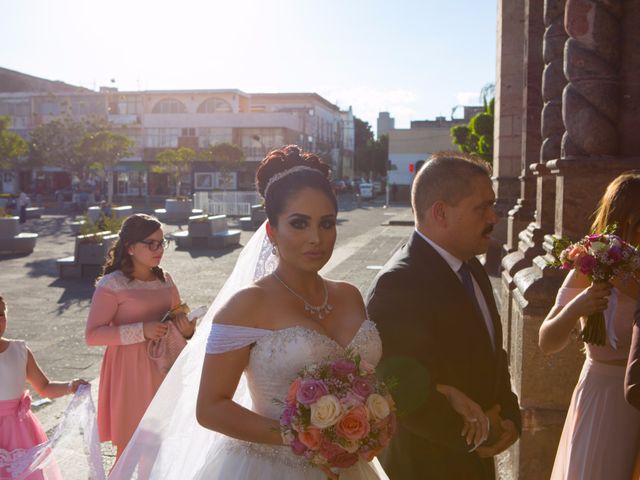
top-left (197, 97), bottom-right (233, 113)
top-left (152, 98), bottom-right (187, 114)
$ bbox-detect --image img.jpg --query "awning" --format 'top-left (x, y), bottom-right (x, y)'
top-left (114, 162), bottom-right (147, 172)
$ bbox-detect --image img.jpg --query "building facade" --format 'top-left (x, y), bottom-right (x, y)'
top-left (0, 76), bottom-right (350, 196)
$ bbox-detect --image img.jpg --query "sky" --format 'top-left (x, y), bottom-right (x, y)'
top-left (1, 0), bottom-right (497, 134)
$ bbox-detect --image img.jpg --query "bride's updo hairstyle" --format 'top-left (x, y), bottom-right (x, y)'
top-left (256, 145), bottom-right (337, 225)
top-left (99, 213), bottom-right (166, 282)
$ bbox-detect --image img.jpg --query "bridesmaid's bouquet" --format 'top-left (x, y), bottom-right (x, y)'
top-left (279, 353), bottom-right (396, 476)
top-left (549, 228), bottom-right (640, 345)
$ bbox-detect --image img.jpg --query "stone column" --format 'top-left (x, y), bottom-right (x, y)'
top-left (500, 0), bottom-right (566, 337)
top-left (506, 1), bottom-right (637, 479)
top-left (491, 0), bottom-right (525, 271)
top-left (504, 0), bottom-right (545, 257)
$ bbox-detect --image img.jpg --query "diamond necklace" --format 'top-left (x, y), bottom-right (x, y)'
top-left (272, 271), bottom-right (333, 319)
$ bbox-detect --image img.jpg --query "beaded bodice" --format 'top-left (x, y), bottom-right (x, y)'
top-left (245, 320), bottom-right (382, 420)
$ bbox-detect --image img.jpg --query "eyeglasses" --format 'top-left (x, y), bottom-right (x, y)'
top-left (138, 238), bottom-right (169, 251)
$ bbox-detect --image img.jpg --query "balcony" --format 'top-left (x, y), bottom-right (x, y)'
top-left (109, 114), bottom-right (140, 125)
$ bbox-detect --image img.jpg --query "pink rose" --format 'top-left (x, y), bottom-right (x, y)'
top-left (286, 378), bottom-right (301, 405)
top-left (351, 376), bottom-right (375, 398)
top-left (297, 379), bottom-right (329, 406)
top-left (340, 391), bottom-right (364, 410)
top-left (281, 403), bottom-right (297, 427)
top-left (578, 254), bottom-right (597, 275)
top-left (336, 406), bottom-right (370, 441)
top-left (298, 427), bottom-right (322, 451)
top-left (332, 359), bottom-right (357, 378)
top-left (291, 437), bottom-right (308, 456)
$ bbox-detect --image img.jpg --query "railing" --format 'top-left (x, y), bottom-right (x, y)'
top-left (193, 191), bottom-right (262, 217)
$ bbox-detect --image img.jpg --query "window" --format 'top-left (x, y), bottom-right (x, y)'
top-left (152, 98), bottom-right (187, 114)
top-left (145, 128), bottom-right (180, 148)
top-left (197, 97), bottom-right (233, 113)
top-left (197, 128), bottom-right (233, 148)
top-left (181, 128), bottom-right (196, 137)
top-left (194, 172), bottom-right (214, 190)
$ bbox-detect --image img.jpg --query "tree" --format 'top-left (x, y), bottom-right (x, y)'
top-left (199, 142), bottom-right (245, 171)
top-left (451, 87), bottom-right (495, 164)
top-left (77, 129), bottom-right (134, 204)
top-left (0, 116), bottom-right (28, 170)
top-left (152, 147), bottom-right (196, 198)
top-left (353, 117), bottom-right (388, 177)
top-left (29, 115), bottom-right (96, 182)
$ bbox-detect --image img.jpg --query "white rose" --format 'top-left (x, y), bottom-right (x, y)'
top-left (310, 395), bottom-right (342, 429)
top-left (366, 393), bottom-right (391, 421)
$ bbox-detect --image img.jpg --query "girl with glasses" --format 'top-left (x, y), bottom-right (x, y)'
top-left (85, 214), bottom-right (194, 461)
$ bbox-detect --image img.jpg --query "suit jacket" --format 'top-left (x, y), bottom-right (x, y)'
top-left (625, 297), bottom-right (640, 410)
top-left (366, 232), bottom-right (521, 480)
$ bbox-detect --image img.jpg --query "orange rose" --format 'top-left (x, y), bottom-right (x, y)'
top-left (298, 427), bottom-right (322, 450)
top-left (286, 378), bottom-right (301, 405)
top-left (567, 245), bottom-right (587, 261)
top-left (336, 406), bottom-right (370, 441)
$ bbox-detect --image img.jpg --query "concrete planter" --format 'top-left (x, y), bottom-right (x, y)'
top-left (165, 199), bottom-right (192, 215)
top-left (0, 216), bottom-right (20, 239)
top-left (188, 215), bottom-right (212, 237)
top-left (76, 232), bottom-right (116, 265)
top-left (113, 205), bottom-right (133, 218)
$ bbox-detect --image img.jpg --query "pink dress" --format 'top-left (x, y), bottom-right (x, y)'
top-left (85, 270), bottom-right (181, 451)
top-left (551, 287), bottom-right (640, 480)
top-left (0, 340), bottom-right (61, 480)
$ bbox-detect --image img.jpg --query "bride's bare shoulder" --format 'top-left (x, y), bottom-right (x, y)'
top-left (325, 279), bottom-right (366, 311)
top-left (212, 284), bottom-right (270, 328)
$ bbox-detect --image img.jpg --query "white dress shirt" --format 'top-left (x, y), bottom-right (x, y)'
top-left (415, 230), bottom-right (496, 349)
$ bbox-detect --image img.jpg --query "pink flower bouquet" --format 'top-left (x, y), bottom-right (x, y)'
top-left (279, 354), bottom-right (396, 475)
top-left (550, 229), bottom-right (640, 345)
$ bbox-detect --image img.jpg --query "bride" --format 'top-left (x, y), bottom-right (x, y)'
top-left (110, 146), bottom-right (486, 479)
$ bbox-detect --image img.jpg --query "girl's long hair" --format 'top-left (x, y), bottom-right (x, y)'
top-left (591, 172), bottom-right (640, 245)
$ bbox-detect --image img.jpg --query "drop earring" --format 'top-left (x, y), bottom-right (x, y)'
top-left (271, 244), bottom-right (278, 256)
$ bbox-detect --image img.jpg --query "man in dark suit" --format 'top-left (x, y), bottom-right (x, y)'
top-left (625, 297), bottom-right (640, 410)
top-left (366, 152), bottom-right (521, 479)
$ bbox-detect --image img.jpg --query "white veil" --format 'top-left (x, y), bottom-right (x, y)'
top-left (109, 222), bottom-right (276, 480)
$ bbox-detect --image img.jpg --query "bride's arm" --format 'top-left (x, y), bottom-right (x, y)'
top-left (196, 347), bottom-right (283, 445)
top-left (195, 286), bottom-right (283, 446)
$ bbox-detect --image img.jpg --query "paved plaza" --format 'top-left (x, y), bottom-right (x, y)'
top-left (0, 197), bottom-right (415, 464)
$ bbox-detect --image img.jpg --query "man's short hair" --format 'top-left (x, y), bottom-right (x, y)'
top-left (411, 151), bottom-right (491, 221)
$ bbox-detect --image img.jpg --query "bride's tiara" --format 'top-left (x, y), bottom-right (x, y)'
top-left (263, 166), bottom-right (324, 198)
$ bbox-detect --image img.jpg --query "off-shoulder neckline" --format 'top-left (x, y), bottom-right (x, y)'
top-left (212, 319), bottom-right (373, 350)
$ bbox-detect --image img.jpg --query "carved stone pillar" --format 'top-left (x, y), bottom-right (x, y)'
top-left (500, 0), bottom-right (566, 339)
top-left (562, 0), bottom-right (622, 157)
top-left (501, 0), bottom-right (545, 260)
top-left (505, 1), bottom-right (639, 479)
top-left (491, 0), bottom-right (526, 272)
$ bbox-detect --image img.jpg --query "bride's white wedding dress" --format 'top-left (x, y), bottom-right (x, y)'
top-left (109, 223), bottom-right (389, 480)
top-left (195, 320), bottom-right (388, 479)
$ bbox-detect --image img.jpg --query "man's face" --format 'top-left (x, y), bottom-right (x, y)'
top-left (442, 175), bottom-right (497, 260)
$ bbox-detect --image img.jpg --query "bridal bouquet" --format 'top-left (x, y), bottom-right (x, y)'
top-left (279, 353), bottom-right (396, 475)
top-left (549, 228), bottom-right (640, 345)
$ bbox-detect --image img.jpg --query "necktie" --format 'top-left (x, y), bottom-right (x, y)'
top-left (458, 262), bottom-right (495, 348)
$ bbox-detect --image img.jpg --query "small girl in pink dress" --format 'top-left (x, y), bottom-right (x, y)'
top-left (0, 294), bottom-right (88, 480)
top-left (85, 214), bottom-right (195, 460)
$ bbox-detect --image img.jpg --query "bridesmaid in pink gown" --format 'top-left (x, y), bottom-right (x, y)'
top-left (0, 294), bottom-right (88, 480)
top-left (539, 173), bottom-right (640, 480)
top-left (85, 214), bottom-right (195, 460)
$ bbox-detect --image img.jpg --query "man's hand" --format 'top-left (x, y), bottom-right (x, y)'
top-left (475, 404), bottom-right (518, 458)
